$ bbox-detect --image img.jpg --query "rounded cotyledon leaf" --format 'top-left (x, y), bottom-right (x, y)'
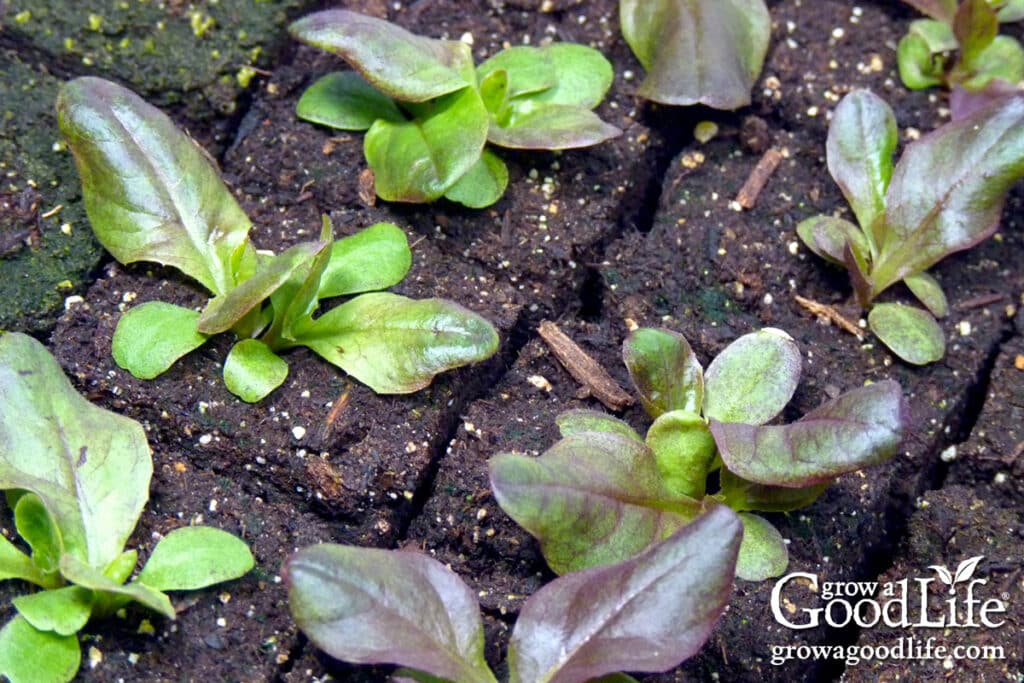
top-left (622, 327), bottom-right (705, 418)
top-left (523, 43), bottom-right (614, 109)
top-left (489, 432), bottom-right (702, 575)
top-left (112, 301), bottom-right (210, 380)
top-left (223, 340), bottom-right (289, 403)
top-left (734, 513), bottom-right (789, 581)
top-left (0, 333), bottom-right (151, 569)
top-left (0, 615), bottom-right (81, 683)
top-left (507, 506), bottom-right (742, 683)
top-left (285, 544), bottom-right (497, 683)
top-left (297, 292), bottom-right (499, 394)
top-left (138, 526), bottom-right (253, 591)
top-left (296, 71), bottom-right (404, 131)
top-left (903, 272), bottom-right (949, 318)
top-left (443, 149), bottom-right (509, 209)
top-left (289, 10), bottom-right (474, 102)
top-left (703, 328), bottom-right (801, 425)
top-left (477, 46), bottom-right (556, 99)
top-left (868, 303), bottom-right (946, 365)
top-left (711, 380), bottom-right (908, 488)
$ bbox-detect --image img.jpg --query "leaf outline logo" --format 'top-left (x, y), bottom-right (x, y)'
top-left (929, 555), bottom-right (984, 594)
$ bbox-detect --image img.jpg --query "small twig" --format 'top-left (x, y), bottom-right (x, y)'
top-left (320, 385), bottom-right (351, 443)
top-left (40, 204), bottom-right (63, 219)
top-left (735, 147), bottom-right (783, 209)
top-left (409, 235), bottom-right (426, 250)
top-left (794, 294), bottom-right (865, 340)
top-left (1006, 441), bottom-right (1024, 466)
top-left (955, 292), bottom-right (1007, 310)
top-left (537, 321), bottom-right (634, 411)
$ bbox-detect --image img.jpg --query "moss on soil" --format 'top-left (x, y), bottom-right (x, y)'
top-left (3, 0), bottom-right (305, 119)
top-left (0, 54), bottom-right (101, 332)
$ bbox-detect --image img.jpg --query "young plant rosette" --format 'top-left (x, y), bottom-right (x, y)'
top-left (57, 77), bottom-right (499, 403)
top-left (898, 0), bottom-right (1024, 115)
top-left (798, 88), bottom-right (1024, 364)
top-left (285, 505), bottom-right (742, 682)
top-left (290, 10), bottom-right (621, 208)
top-left (490, 327), bottom-right (908, 581)
top-left (0, 333), bottom-right (254, 683)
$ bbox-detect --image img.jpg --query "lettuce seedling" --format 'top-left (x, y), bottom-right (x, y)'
top-left (797, 89), bottom-right (1024, 364)
top-left (290, 10), bottom-right (621, 208)
top-left (898, 0), bottom-right (1024, 115)
top-left (491, 327), bottom-right (907, 581)
top-left (286, 505), bottom-right (741, 683)
top-left (0, 332), bottom-right (254, 683)
top-left (57, 77), bottom-right (499, 402)
top-left (619, 0), bottom-right (771, 109)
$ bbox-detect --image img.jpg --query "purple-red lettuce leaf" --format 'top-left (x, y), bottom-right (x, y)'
top-left (0, 333), bottom-right (150, 570)
top-left (197, 240), bottom-right (327, 335)
top-left (289, 10), bottom-right (474, 103)
top-left (619, 0), bottom-right (770, 109)
top-left (297, 293), bottom-right (499, 394)
top-left (296, 71), bottom-right (404, 131)
top-left (555, 410), bottom-right (643, 442)
top-left (365, 86), bottom-right (489, 202)
top-left (902, 0), bottom-right (958, 22)
top-left (953, 0), bottom-right (999, 69)
top-left (622, 327), bottom-right (704, 418)
top-left (56, 77), bottom-right (253, 297)
top-left (949, 79), bottom-right (1021, 120)
top-left (867, 303), bottom-right (947, 366)
top-left (489, 433), bottom-right (702, 574)
top-left (285, 545), bottom-right (497, 683)
top-left (710, 380), bottom-right (907, 488)
top-left (507, 506), bottom-right (741, 683)
top-left (719, 468), bottom-right (828, 513)
top-left (735, 513), bottom-right (788, 581)
top-left (703, 329), bottom-right (801, 425)
top-left (826, 90), bottom-right (898, 254)
top-left (645, 410), bottom-right (716, 500)
top-left (872, 93), bottom-right (1024, 296)
top-left (488, 104), bottom-right (621, 150)
top-left (795, 215), bottom-right (868, 267)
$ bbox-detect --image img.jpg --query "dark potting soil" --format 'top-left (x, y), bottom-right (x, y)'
top-left (0, 0), bottom-right (1020, 682)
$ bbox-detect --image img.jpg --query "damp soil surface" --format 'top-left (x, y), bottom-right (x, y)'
top-left (1, 1), bottom-right (1023, 682)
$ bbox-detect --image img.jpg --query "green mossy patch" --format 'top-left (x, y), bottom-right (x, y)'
top-left (4, 0), bottom-right (305, 121)
top-left (0, 55), bottom-right (101, 333)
